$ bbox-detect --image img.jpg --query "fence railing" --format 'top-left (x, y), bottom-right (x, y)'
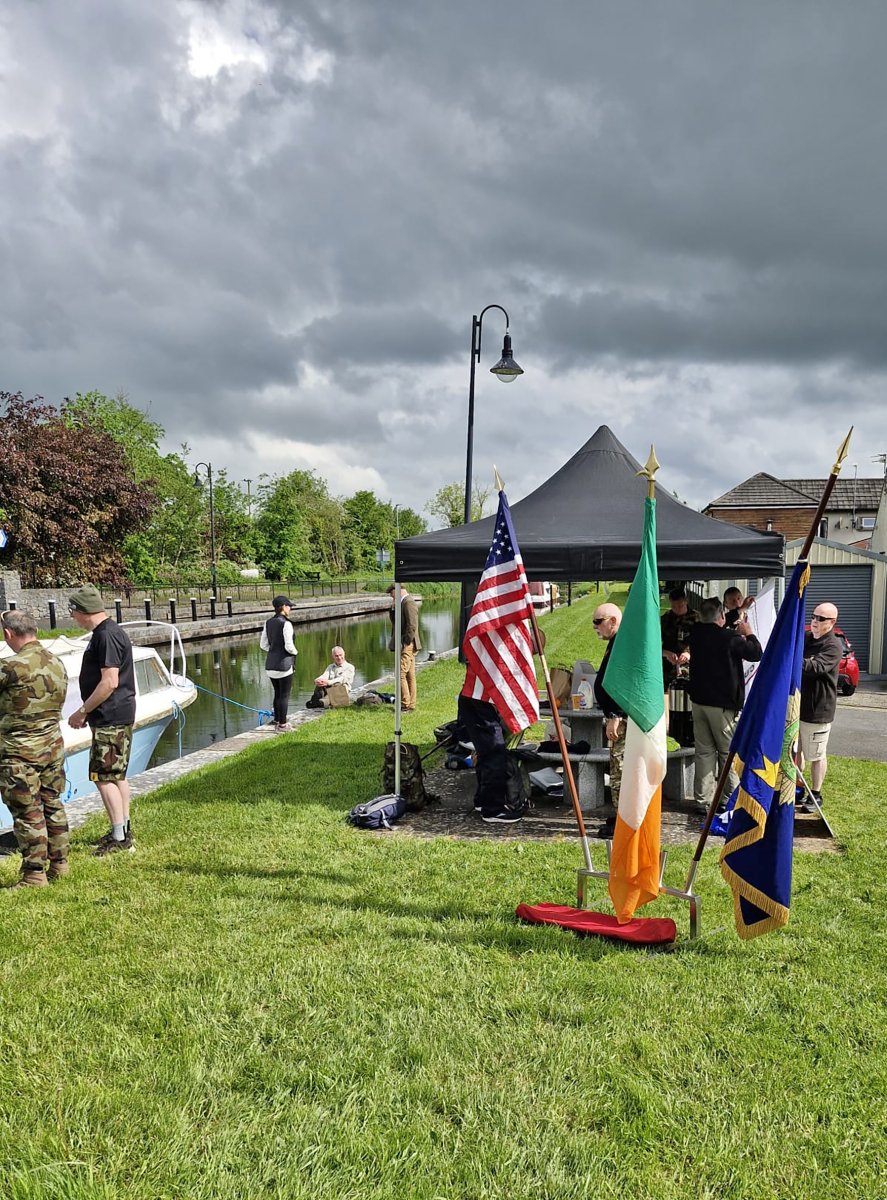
top-left (102, 578), bottom-right (384, 606)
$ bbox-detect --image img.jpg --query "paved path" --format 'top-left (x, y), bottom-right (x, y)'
top-left (831, 692), bottom-right (887, 763)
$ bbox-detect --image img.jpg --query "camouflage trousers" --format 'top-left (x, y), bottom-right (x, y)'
top-left (0, 756), bottom-right (69, 870)
top-left (608, 720), bottom-right (627, 809)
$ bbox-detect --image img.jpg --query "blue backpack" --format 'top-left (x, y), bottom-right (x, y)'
top-left (346, 794), bottom-right (407, 831)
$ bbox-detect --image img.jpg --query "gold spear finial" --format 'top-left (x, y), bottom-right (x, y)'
top-left (494, 466), bottom-right (505, 492)
top-left (832, 427), bottom-right (854, 476)
top-left (636, 445), bottom-right (660, 499)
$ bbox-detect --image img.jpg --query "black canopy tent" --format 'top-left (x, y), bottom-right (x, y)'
top-left (394, 426), bottom-right (784, 583)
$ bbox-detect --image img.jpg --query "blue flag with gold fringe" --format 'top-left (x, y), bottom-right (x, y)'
top-left (719, 560), bottom-right (809, 939)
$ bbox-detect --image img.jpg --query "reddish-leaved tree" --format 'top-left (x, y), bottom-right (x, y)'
top-left (0, 392), bottom-right (157, 585)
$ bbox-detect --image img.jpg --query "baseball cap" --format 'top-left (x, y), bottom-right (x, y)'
top-left (272, 595), bottom-right (293, 609)
top-left (68, 585), bottom-right (106, 614)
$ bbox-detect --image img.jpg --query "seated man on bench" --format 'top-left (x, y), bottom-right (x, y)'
top-left (306, 646), bottom-right (355, 708)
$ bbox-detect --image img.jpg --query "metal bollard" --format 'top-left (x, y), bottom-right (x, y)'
top-left (48, 600), bottom-right (57, 629)
top-left (169, 598), bottom-right (177, 624)
top-left (226, 596), bottom-right (233, 617)
top-left (190, 597), bottom-right (198, 622)
top-left (210, 596), bottom-right (217, 619)
top-left (144, 598), bottom-right (152, 622)
top-left (115, 599), bottom-right (123, 623)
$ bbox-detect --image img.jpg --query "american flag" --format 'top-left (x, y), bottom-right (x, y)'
top-left (461, 490), bottom-right (540, 733)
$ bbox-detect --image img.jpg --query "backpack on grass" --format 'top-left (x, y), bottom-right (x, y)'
top-left (382, 741), bottom-right (428, 812)
top-left (346, 794), bottom-right (406, 831)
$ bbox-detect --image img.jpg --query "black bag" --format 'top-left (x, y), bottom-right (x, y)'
top-left (382, 742), bottom-right (428, 813)
top-left (346, 794), bottom-right (407, 830)
top-left (505, 754), bottom-right (529, 811)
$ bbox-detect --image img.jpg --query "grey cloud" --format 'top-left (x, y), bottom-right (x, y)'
top-left (2, 0), bottom-right (887, 519)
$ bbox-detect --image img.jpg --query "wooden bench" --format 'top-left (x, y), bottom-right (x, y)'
top-left (518, 744), bottom-right (695, 811)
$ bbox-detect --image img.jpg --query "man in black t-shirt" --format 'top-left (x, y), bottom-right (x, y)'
top-left (799, 603), bottom-right (841, 810)
top-left (67, 585), bottom-right (137, 855)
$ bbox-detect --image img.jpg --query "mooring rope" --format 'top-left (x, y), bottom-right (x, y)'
top-left (193, 682), bottom-right (274, 727)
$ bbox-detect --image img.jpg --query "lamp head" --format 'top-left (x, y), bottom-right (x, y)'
top-left (490, 331), bottom-right (523, 384)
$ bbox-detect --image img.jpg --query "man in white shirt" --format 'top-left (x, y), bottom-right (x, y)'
top-left (307, 646), bottom-right (356, 708)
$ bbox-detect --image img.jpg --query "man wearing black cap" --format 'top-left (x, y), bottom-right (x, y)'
top-left (67, 584), bottom-right (137, 854)
top-left (260, 596), bottom-right (298, 731)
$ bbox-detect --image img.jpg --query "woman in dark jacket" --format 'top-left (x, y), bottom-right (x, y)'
top-left (259, 596), bottom-right (298, 731)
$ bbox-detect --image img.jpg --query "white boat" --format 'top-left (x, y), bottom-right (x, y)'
top-left (529, 581), bottom-right (559, 611)
top-left (0, 623), bottom-right (197, 831)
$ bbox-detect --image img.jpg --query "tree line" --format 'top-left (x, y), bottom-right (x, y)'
top-left (0, 391), bottom-right (455, 587)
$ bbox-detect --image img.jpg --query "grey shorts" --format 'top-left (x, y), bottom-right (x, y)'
top-left (799, 721), bottom-right (831, 763)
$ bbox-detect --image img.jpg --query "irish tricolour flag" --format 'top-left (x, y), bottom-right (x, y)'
top-left (603, 495), bottom-right (667, 923)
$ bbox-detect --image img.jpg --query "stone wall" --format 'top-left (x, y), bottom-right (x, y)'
top-left (0, 570), bottom-right (72, 627)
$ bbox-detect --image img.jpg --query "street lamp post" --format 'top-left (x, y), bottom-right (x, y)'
top-left (242, 478), bottom-right (253, 518)
top-left (393, 503), bottom-right (401, 540)
top-left (193, 462), bottom-right (217, 598)
top-left (459, 306), bottom-right (524, 655)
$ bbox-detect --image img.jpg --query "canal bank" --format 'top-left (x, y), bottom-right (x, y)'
top-left (56, 646), bottom-right (458, 835)
top-left (126, 593), bottom-right (392, 646)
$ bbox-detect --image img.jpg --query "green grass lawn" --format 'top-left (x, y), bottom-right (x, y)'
top-left (1, 595), bottom-right (884, 1199)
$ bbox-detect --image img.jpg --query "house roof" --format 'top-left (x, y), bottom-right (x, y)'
top-left (782, 478), bottom-right (884, 511)
top-left (707, 473), bottom-right (816, 509)
top-left (708, 474), bottom-right (884, 511)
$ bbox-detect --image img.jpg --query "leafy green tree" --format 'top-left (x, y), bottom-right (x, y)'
top-left (64, 391), bottom-right (205, 580)
top-left (255, 470), bottom-right (347, 579)
top-left (395, 506), bottom-right (426, 541)
top-left (426, 481), bottom-right (492, 527)
top-left (209, 470), bottom-right (255, 566)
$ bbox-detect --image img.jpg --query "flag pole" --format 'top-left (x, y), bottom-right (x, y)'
top-left (683, 426), bottom-right (854, 893)
top-left (491, 467), bottom-right (595, 872)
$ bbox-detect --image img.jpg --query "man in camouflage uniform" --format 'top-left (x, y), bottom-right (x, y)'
top-left (0, 609), bottom-right (69, 888)
top-left (660, 587), bottom-right (699, 690)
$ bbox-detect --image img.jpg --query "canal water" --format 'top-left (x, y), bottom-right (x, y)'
top-left (151, 597), bottom-right (460, 766)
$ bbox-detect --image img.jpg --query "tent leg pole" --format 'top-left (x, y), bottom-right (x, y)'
top-left (393, 583), bottom-right (402, 798)
top-left (528, 610), bottom-right (593, 873)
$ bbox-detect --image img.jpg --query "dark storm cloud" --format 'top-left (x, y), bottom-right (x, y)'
top-left (1, 0), bottom-right (886, 515)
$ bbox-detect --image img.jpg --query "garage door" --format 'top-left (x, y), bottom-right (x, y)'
top-left (787, 565), bottom-right (872, 669)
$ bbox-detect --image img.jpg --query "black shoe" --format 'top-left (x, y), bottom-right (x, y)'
top-left (481, 806), bottom-right (525, 824)
top-left (796, 800), bottom-right (815, 815)
top-left (93, 833), bottom-right (135, 857)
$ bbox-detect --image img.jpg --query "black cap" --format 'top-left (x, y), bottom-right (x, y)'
top-left (272, 595), bottom-right (293, 609)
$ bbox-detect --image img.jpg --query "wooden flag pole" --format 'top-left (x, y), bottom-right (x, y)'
top-left (493, 467), bottom-right (594, 872)
top-left (683, 427), bottom-right (854, 894)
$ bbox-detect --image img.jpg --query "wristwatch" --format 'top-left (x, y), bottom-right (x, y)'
top-left (78, 705), bottom-right (88, 717)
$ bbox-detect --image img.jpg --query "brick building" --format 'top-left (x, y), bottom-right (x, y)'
top-left (705, 473), bottom-right (883, 548)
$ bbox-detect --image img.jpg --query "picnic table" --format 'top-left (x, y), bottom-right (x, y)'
top-left (521, 705), bottom-right (695, 811)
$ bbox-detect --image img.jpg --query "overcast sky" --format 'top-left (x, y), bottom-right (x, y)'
top-left (2, 0), bottom-right (885, 521)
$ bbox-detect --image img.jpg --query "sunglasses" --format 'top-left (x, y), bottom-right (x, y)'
top-left (592, 617), bottom-right (608, 625)
top-left (811, 614), bottom-right (833, 622)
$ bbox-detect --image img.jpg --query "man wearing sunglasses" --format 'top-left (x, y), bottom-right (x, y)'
top-left (799, 603), bottom-right (841, 811)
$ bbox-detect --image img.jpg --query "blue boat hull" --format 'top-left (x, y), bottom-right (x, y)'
top-left (0, 715), bottom-right (173, 832)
